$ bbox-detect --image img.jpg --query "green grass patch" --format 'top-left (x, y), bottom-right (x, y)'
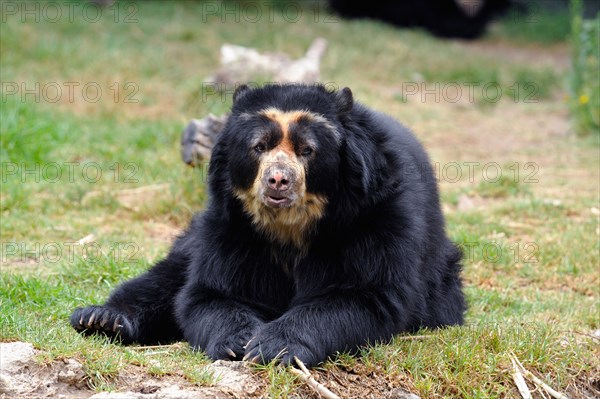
top-left (569, 0), bottom-right (600, 135)
top-left (494, 4), bottom-right (572, 44)
top-left (1, 1), bottom-right (598, 398)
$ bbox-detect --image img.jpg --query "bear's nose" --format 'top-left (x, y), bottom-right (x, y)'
top-left (267, 170), bottom-right (289, 191)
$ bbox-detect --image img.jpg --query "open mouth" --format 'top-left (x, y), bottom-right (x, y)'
top-left (264, 194), bottom-right (293, 208)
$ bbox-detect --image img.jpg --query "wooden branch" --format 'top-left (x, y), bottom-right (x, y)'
top-left (76, 234), bottom-right (95, 245)
top-left (291, 357), bottom-right (340, 399)
top-left (510, 354), bottom-right (569, 399)
top-left (128, 343), bottom-right (184, 350)
top-left (511, 357), bottom-right (532, 399)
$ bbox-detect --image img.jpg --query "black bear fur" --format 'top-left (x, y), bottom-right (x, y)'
top-left (328, 0), bottom-right (511, 39)
top-left (71, 84), bottom-right (465, 366)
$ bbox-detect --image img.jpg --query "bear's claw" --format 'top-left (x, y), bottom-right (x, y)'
top-left (71, 306), bottom-right (136, 343)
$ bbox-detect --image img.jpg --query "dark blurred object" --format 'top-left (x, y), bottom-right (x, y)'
top-left (181, 114), bottom-right (228, 166)
top-left (328, 0), bottom-right (511, 39)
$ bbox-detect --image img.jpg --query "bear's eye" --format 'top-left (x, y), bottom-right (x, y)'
top-left (301, 147), bottom-right (314, 157)
top-left (254, 143), bottom-right (266, 153)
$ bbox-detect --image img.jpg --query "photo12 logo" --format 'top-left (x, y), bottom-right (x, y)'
top-left (397, 161), bottom-right (540, 184)
top-left (433, 161), bottom-right (539, 184)
top-left (199, 1), bottom-right (339, 24)
top-left (400, 81), bottom-right (540, 104)
top-left (1, 1), bottom-right (139, 24)
top-left (1, 162), bottom-right (140, 184)
top-left (1, 239), bottom-right (140, 265)
top-left (1, 81), bottom-right (140, 104)
top-left (200, 81), bottom-right (340, 103)
top-left (460, 240), bottom-right (540, 264)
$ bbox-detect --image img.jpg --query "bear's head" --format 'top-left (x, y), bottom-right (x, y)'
top-left (210, 84), bottom-right (354, 247)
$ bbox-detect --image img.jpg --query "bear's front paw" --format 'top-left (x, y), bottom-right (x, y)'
top-left (203, 324), bottom-right (257, 361)
top-left (70, 305), bottom-right (136, 344)
top-left (243, 324), bottom-right (321, 366)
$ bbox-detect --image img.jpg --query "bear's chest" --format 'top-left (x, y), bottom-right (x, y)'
top-left (228, 247), bottom-right (299, 317)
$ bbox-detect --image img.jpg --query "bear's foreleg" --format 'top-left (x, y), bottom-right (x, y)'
top-left (243, 289), bottom-right (408, 366)
top-left (70, 250), bottom-right (188, 345)
top-left (175, 286), bottom-right (266, 361)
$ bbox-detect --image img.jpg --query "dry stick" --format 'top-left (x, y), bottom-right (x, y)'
top-left (395, 334), bottom-right (432, 341)
top-left (289, 368), bottom-right (339, 399)
top-left (560, 330), bottom-right (600, 341)
top-left (510, 354), bottom-right (570, 399)
top-left (511, 357), bottom-right (532, 399)
top-left (292, 357), bottom-right (341, 399)
top-left (128, 343), bottom-right (184, 350)
top-left (76, 234), bottom-right (95, 245)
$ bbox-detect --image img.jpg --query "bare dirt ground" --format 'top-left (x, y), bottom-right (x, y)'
top-left (1, 342), bottom-right (423, 399)
top-left (1, 342), bottom-right (254, 399)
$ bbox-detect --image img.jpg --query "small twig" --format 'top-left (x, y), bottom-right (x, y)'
top-left (511, 357), bottom-right (532, 399)
top-left (295, 357), bottom-right (312, 375)
top-left (510, 354), bottom-right (569, 399)
top-left (292, 357), bottom-right (340, 399)
top-left (139, 350), bottom-right (171, 355)
top-left (76, 234), bottom-right (95, 245)
top-left (330, 372), bottom-right (347, 388)
top-left (128, 343), bottom-right (184, 351)
top-left (395, 334), bottom-right (433, 341)
top-left (559, 330), bottom-right (600, 341)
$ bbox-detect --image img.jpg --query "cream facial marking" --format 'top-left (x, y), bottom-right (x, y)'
top-left (233, 108), bottom-right (329, 247)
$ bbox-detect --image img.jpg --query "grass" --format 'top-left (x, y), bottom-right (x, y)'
top-left (1, 1), bottom-right (599, 398)
top-left (569, 0), bottom-right (600, 135)
top-left (493, 3), bottom-right (572, 44)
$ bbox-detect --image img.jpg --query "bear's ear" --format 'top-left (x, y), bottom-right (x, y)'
top-left (334, 87), bottom-right (353, 113)
top-left (343, 134), bottom-right (372, 197)
top-left (233, 84), bottom-right (251, 103)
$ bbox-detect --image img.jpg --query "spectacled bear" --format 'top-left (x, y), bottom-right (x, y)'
top-left (70, 84), bottom-right (465, 366)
